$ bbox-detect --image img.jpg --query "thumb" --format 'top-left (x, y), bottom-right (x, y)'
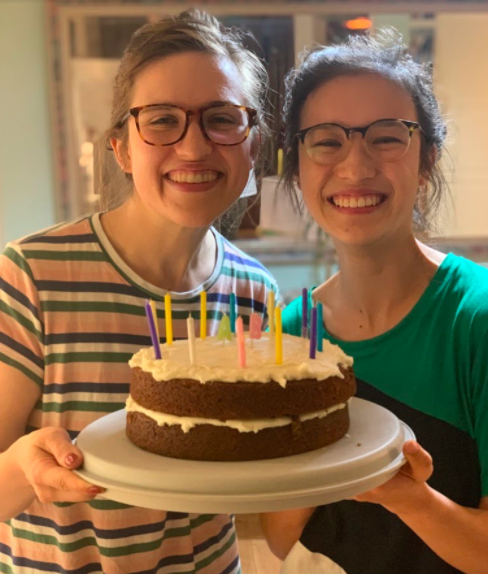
top-left (37, 428), bottom-right (84, 470)
top-left (402, 440), bottom-right (433, 482)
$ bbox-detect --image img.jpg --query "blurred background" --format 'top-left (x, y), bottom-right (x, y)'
top-left (1, 0), bottom-right (488, 306)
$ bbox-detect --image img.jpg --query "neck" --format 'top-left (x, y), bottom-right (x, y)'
top-left (100, 196), bottom-right (216, 292)
top-left (316, 234), bottom-right (444, 339)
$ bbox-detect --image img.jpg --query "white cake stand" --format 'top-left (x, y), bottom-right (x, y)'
top-left (73, 397), bottom-right (414, 513)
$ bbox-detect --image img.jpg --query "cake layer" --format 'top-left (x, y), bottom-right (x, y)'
top-left (126, 405), bottom-right (350, 461)
top-left (131, 366), bottom-right (356, 419)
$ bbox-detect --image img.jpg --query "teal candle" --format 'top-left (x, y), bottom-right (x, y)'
top-left (317, 302), bottom-right (324, 352)
top-left (230, 292), bottom-right (237, 333)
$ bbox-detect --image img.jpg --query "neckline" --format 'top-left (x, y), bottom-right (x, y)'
top-left (311, 252), bottom-right (456, 353)
top-left (90, 212), bottom-right (225, 300)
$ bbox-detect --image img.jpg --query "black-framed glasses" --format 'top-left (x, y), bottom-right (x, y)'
top-left (295, 119), bottom-right (424, 164)
top-left (118, 103), bottom-right (257, 147)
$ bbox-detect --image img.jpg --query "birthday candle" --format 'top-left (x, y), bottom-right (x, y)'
top-left (144, 300), bottom-right (161, 359)
top-left (267, 291), bottom-right (275, 334)
top-left (301, 288), bottom-right (308, 339)
top-left (187, 315), bottom-right (197, 366)
top-left (217, 314), bottom-right (232, 342)
top-left (236, 316), bottom-right (246, 368)
top-left (309, 306), bottom-right (317, 359)
top-left (275, 306), bottom-right (283, 365)
top-left (277, 148), bottom-right (283, 176)
top-left (229, 293), bottom-right (236, 334)
top-left (149, 299), bottom-right (160, 343)
top-left (249, 313), bottom-right (262, 339)
top-left (165, 293), bottom-right (173, 345)
top-left (317, 302), bottom-right (324, 352)
top-left (200, 291), bottom-right (207, 340)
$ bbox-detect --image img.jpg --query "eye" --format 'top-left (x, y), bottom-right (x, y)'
top-left (150, 115), bottom-right (179, 125)
top-left (313, 139), bottom-right (342, 148)
top-left (373, 136), bottom-right (404, 145)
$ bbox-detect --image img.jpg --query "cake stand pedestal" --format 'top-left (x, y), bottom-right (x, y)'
top-left (73, 397), bottom-right (415, 513)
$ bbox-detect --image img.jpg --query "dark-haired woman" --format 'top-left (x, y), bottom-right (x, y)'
top-left (261, 32), bottom-right (488, 574)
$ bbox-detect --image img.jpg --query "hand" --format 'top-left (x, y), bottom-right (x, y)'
top-left (12, 427), bottom-right (105, 503)
top-left (352, 440), bottom-right (434, 516)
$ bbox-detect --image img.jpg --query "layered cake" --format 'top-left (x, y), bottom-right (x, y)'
top-left (126, 333), bottom-right (356, 461)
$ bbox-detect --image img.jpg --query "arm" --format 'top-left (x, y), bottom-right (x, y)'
top-left (354, 440), bottom-right (488, 574)
top-left (0, 363), bottom-right (103, 522)
top-left (260, 507), bottom-right (316, 560)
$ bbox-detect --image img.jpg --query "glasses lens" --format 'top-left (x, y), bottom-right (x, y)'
top-left (203, 106), bottom-right (250, 145)
top-left (303, 124), bottom-right (348, 165)
top-left (365, 120), bottom-right (411, 161)
top-left (138, 106), bottom-right (186, 145)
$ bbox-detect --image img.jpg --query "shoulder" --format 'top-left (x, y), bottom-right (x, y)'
top-left (442, 253), bottom-right (488, 317)
top-left (216, 230), bottom-right (279, 294)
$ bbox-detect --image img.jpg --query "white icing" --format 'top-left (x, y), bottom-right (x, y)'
top-left (126, 396), bottom-right (348, 433)
top-left (129, 333), bottom-right (353, 388)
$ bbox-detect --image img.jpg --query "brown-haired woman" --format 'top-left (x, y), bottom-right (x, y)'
top-left (0, 10), bottom-right (278, 574)
top-left (261, 31), bottom-right (488, 574)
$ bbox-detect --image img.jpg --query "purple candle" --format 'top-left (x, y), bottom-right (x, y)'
top-left (145, 300), bottom-right (161, 359)
top-left (309, 306), bottom-right (317, 359)
top-left (302, 288), bottom-right (308, 338)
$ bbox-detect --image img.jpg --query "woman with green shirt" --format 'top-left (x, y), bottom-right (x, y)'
top-left (260, 31), bottom-right (488, 574)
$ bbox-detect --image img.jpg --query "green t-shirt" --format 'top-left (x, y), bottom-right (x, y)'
top-left (281, 253), bottom-right (488, 573)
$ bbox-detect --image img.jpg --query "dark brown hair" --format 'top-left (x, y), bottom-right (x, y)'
top-left (282, 29), bottom-right (449, 234)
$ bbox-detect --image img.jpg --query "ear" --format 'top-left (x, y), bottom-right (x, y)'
top-left (419, 145), bottom-right (437, 188)
top-left (250, 129), bottom-right (261, 163)
top-left (110, 137), bottom-right (132, 174)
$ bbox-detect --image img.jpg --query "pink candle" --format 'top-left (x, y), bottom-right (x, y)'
top-left (236, 316), bottom-right (246, 368)
top-left (249, 313), bottom-right (262, 339)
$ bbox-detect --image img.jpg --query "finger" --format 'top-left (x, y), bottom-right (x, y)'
top-left (34, 483), bottom-right (105, 504)
top-left (35, 428), bottom-right (84, 469)
top-left (401, 441), bottom-right (433, 482)
top-left (31, 458), bottom-right (98, 493)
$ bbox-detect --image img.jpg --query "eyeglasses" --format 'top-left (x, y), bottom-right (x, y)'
top-left (119, 103), bottom-right (257, 147)
top-left (295, 119), bottom-right (423, 165)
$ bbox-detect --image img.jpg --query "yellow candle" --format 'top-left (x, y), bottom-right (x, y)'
top-left (165, 293), bottom-right (173, 345)
top-left (187, 315), bottom-right (197, 366)
top-left (275, 306), bottom-right (283, 365)
top-left (268, 291), bottom-right (275, 334)
top-left (149, 300), bottom-right (160, 343)
top-left (277, 148), bottom-right (283, 176)
top-left (200, 291), bottom-right (207, 339)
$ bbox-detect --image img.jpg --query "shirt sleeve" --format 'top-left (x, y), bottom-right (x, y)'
top-left (0, 243), bottom-right (44, 387)
top-left (471, 328), bottom-right (488, 497)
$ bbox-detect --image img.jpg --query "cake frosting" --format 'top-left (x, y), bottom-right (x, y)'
top-left (129, 332), bottom-right (353, 387)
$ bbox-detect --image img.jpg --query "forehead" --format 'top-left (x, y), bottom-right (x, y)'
top-left (300, 73), bottom-right (417, 129)
top-left (131, 51), bottom-right (246, 107)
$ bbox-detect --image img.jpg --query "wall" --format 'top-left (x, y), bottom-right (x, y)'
top-left (0, 0), bottom-right (55, 247)
top-left (435, 13), bottom-right (488, 237)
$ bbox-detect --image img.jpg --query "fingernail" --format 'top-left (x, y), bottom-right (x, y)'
top-left (87, 486), bottom-right (105, 495)
top-left (405, 441), bottom-right (419, 455)
top-left (65, 454), bottom-right (77, 466)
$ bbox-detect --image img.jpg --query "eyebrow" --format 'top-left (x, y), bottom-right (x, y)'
top-left (141, 100), bottom-right (239, 108)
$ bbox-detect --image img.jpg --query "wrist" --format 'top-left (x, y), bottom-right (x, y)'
top-left (4, 435), bottom-right (35, 491)
top-left (387, 483), bottom-right (438, 519)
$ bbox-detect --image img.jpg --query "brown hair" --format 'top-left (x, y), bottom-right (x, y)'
top-left (95, 9), bottom-right (271, 213)
top-left (281, 29), bottom-right (450, 235)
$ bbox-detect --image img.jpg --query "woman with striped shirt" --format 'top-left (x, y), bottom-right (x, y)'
top-left (0, 11), bottom-right (278, 574)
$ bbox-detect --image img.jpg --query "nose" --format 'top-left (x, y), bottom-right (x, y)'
top-left (173, 115), bottom-right (213, 159)
top-left (334, 134), bottom-right (377, 182)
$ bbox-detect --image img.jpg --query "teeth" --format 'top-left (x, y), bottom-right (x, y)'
top-left (332, 194), bottom-right (384, 209)
top-left (168, 171), bottom-right (219, 184)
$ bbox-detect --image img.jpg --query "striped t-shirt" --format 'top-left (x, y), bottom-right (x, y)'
top-left (0, 213), bottom-right (279, 574)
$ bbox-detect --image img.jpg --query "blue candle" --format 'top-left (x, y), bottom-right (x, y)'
top-left (301, 288), bottom-right (308, 339)
top-left (309, 307), bottom-right (317, 359)
top-left (230, 292), bottom-right (237, 334)
top-left (317, 302), bottom-right (324, 352)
